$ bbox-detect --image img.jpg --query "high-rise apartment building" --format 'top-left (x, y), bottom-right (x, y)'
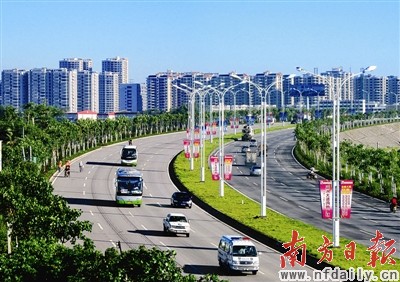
top-left (28, 68), bottom-right (49, 105)
top-left (77, 70), bottom-right (99, 112)
top-left (99, 72), bottom-right (119, 114)
top-left (102, 57), bottom-right (128, 84)
top-left (119, 83), bottom-right (143, 113)
top-left (49, 69), bottom-right (78, 112)
top-left (146, 71), bottom-right (178, 112)
top-left (1, 69), bottom-right (28, 110)
top-left (60, 58), bottom-right (93, 71)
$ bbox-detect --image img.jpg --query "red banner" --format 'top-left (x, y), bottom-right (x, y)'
top-left (193, 139), bottom-right (200, 158)
top-left (224, 155), bottom-right (233, 180)
top-left (183, 139), bottom-right (190, 158)
top-left (210, 156), bottom-right (219, 180)
top-left (319, 180), bottom-right (333, 219)
top-left (212, 122), bottom-right (217, 135)
top-left (340, 180), bottom-right (353, 219)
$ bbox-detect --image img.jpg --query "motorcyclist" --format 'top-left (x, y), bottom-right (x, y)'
top-left (390, 196), bottom-right (398, 212)
top-left (308, 167), bottom-right (317, 179)
top-left (65, 160), bottom-right (71, 177)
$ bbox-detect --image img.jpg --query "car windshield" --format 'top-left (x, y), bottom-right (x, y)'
top-left (170, 216), bottom-right (187, 222)
top-left (232, 245), bottom-right (257, 257)
top-left (174, 193), bottom-right (191, 200)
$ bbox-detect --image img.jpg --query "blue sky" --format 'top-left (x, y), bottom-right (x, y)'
top-left (1, 0), bottom-right (399, 83)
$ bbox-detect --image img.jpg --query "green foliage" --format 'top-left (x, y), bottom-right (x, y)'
top-left (295, 118), bottom-right (400, 200)
top-left (0, 238), bottom-right (225, 282)
top-left (0, 161), bottom-right (92, 244)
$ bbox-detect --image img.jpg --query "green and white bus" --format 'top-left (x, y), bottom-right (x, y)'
top-left (115, 167), bottom-right (143, 207)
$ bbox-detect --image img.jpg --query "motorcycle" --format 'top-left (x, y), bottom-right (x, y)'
top-left (390, 203), bottom-right (397, 213)
top-left (65, 166), bottom-right (71, 177)
top-left (306, 171), bottom-right (317, 180)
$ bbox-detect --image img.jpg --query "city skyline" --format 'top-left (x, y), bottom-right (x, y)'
top-left (1, 0), bottom-right (399, 83)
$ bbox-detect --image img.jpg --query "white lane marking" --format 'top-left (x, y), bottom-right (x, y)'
top-left (362, 216), bottom-right (368, 220)
top-left (279, 196), bottom-right (288, 202)
top-left (211, 243), bottom-right (218, 248)
top-left (360, 229), bottom-right (375, 236)
top-left (97, 223), bottom-right (104, 230)
top-left (90, 210), bottom-right (94, 216)
top-left (129, 211), bottom-right (134, 217)
top-left (110, 240), bottom-right (116, 247)
top-left (266, 189), bottom-right (271, 193)
top-left (157, 202), bottom-right (161, 207)
top-left (83, 183), bottom-right (86, 187)
top-left (190, 228), bottom-right (195, 233)
top-left (88, 171), bottom-right (91, 174)
top-left (259, 270), bottom-right (265, 275)
top-left (149, 193), bottom-right (152, 197)
top-left (245, 176), bottom-right (249, 180)
top-left (370, 219), bottom-right (378, 223)
top-left (160, 241), bottom-right (170, 250)
top-left (83, 191), bottom-right (85, 196)
top-left (253, 182), bottom-right (258, 186)
top-left (85, 176), bottom-right (88, 180)
top-left (141, 225), bottom-right (147, 230)
top-left (298, 205), bottom-right (309, 211)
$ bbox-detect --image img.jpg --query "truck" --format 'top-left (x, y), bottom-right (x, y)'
top-left (241, 125), bottom-right (254, 141)
top-left (163, 213), bottom-right (190, 237)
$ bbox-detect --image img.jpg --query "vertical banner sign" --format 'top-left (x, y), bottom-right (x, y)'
top-left (210, 156), bottom-right (219, 180)
top-left (194, 128), bottom-right (200, 140)
top-left (212, 122), bottom-right (217, 135)
top-left (183, 139), bottom-right (190, 159)
top-left (206, 122), bottom-right (210, 135)
top-left (224, 155), bottom-right (233, 180)
top-left (186, 128), bottom-right (190, 139)
top-left (230, 118), bottom-right (234, 128)
top-left (193, 139), bottom-right (200, 158)
top-left (340, 180), bottom-right (353, 219)
top-left (235, 118), bottom-right (239, 128)
top-left (319, 180), bottom-right (333, 219)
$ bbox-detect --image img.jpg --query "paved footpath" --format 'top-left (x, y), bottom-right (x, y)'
top-left (340, 122), bottom-right (400, 149)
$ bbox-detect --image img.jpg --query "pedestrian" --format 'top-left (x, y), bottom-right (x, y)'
top-left (58, 160), bottom-right (63, 173)
top-left (79, 160), bottom-right (84, 172)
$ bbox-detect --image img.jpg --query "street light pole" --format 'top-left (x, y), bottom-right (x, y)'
top-left (207, 83), bottom-right (241, 197)
top-left (231, 74), bottom-right (295, 217)
top-left (296, 66), bottom-right (376, 247)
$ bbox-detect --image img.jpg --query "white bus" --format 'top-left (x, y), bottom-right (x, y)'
top-left (115, 167), bottom-right (143, 207)
top-left (121, 145), bottom-right (138, 166)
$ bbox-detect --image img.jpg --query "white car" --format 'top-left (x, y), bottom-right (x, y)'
top-left (163, 213), bottom-right (190, 237)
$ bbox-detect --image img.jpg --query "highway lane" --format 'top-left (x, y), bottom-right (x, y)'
top-left (226, 128), bottom-right (400, 258)
top-left (52, 131), bottom-right (315, 282)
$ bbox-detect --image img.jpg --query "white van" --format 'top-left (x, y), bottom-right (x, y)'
top-left (217, 235), bottom-right (259, 275)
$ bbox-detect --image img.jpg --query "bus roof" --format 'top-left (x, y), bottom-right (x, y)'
top-left (116, 167), bottom-right (142, 178)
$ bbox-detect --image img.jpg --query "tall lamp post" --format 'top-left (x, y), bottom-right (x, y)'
top-left (231, 74), bottom-right (295, 217)
top-left (206, 83), bottom-right (241, 197)
top-left (296, 66), bottom-right (376, 247)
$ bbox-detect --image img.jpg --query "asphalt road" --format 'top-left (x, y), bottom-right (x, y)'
top-left (226, 128), bottom-right (400, 258)
top-left (52, 131), bottom-right (315, 282)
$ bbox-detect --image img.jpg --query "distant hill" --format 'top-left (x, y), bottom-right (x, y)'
top-left (340, 122), bottom-right (400, 148)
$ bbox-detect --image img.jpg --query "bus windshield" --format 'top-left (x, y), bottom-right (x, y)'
top-left (117, 177), bottom-right (142, 195)
top-left (121, 148), bottom-right (137, 160)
